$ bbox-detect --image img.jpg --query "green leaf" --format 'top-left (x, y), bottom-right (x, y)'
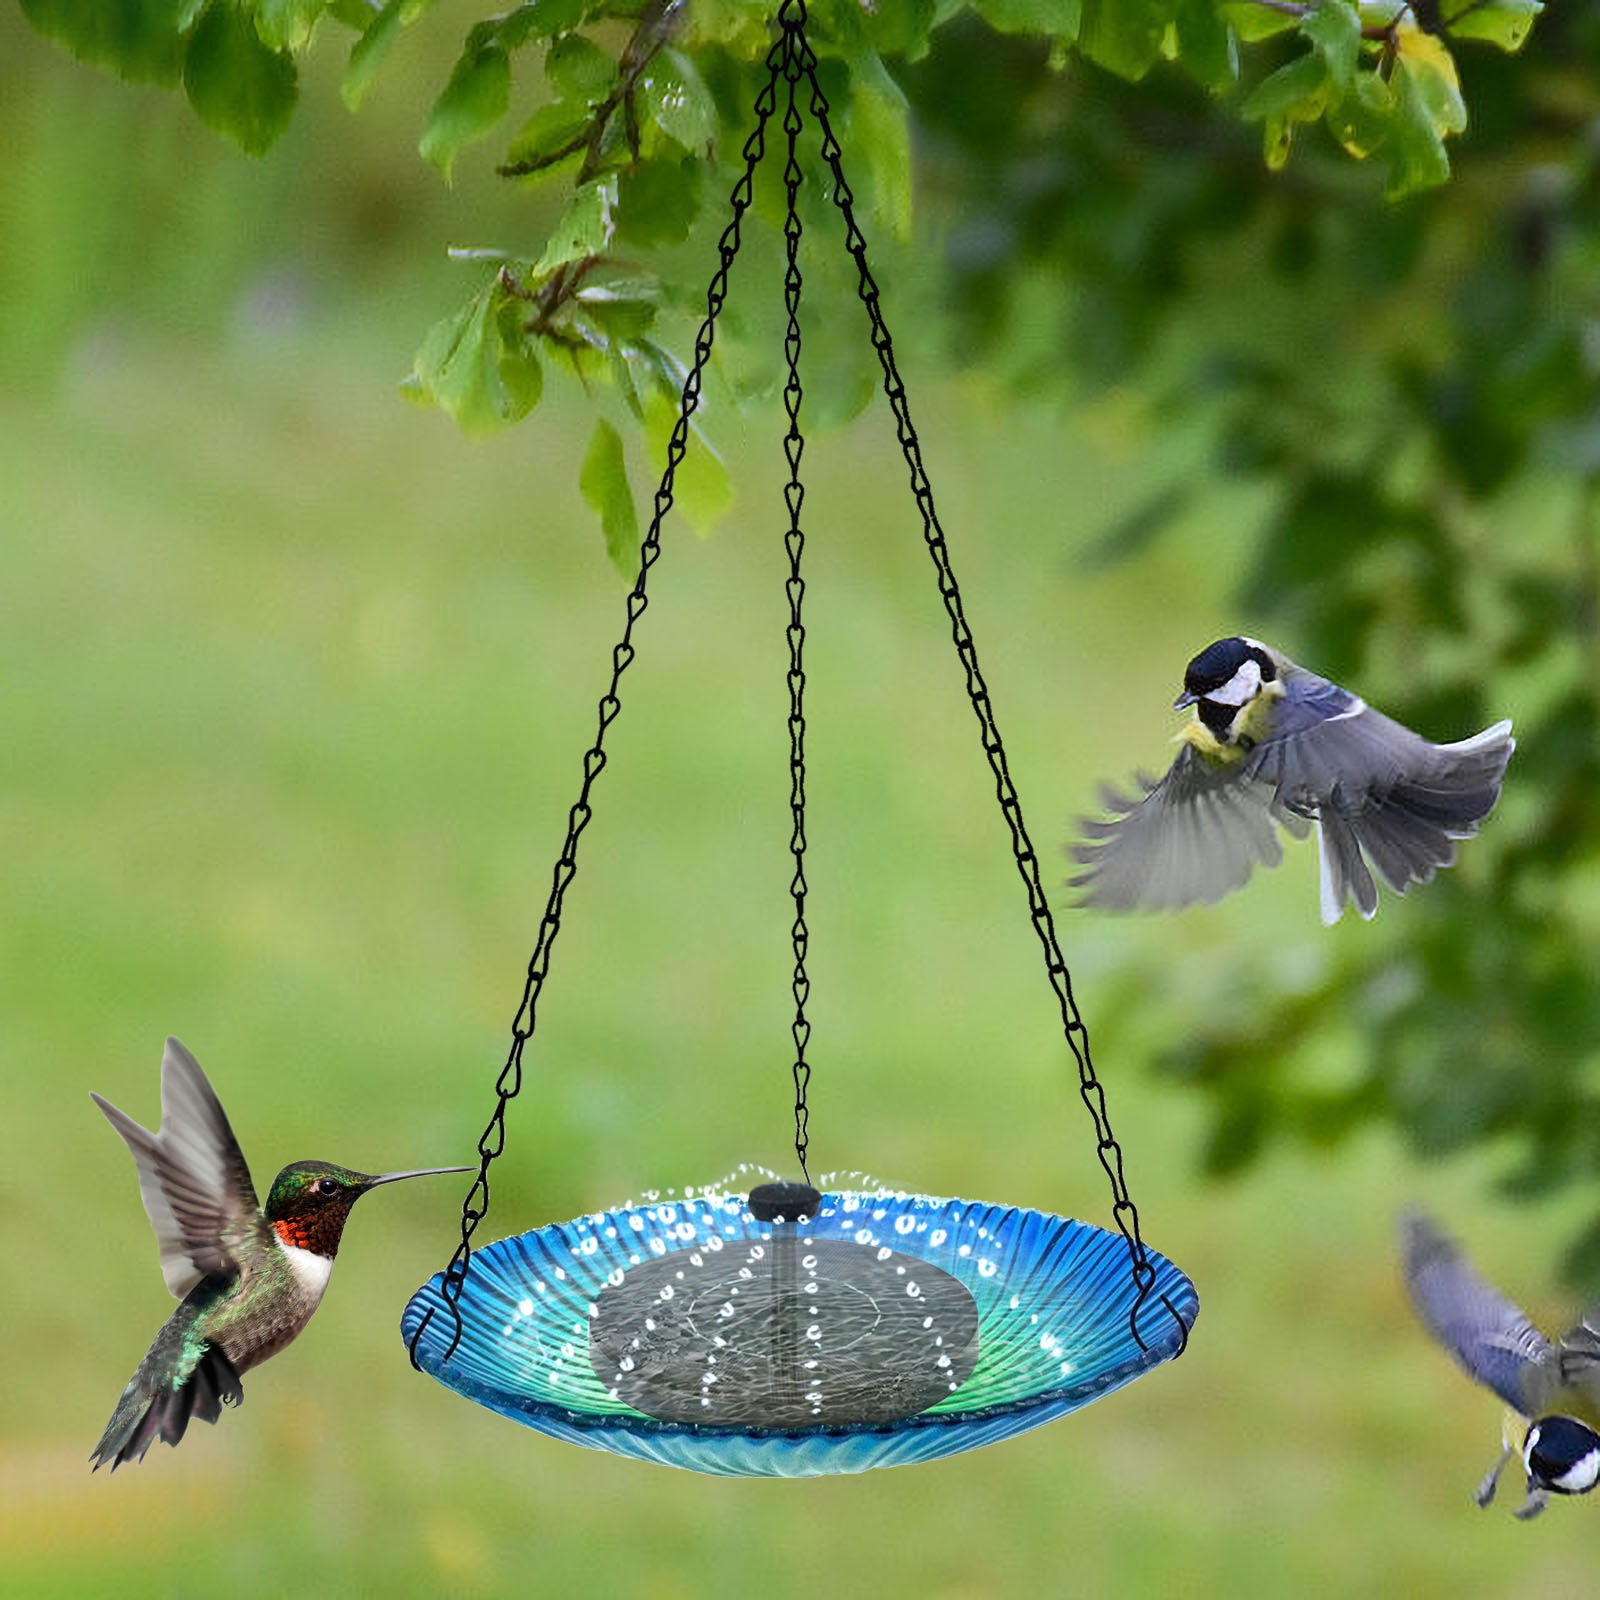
top-left (829, 0), bottom-right (938, 57)
top-left (1441, 0), bottom-right (1541, 51)
top-left (1173, 0), bottom-right (1238, 90)
top-left (183, 0), bottom-right (298, 156)
top-left (638, 48), bottom-right (717, 152)
top-left (545, 33), bottom-right (616, 105)
top-left (616, 158), bottom-right (703, 249)
top-left (494, 296), bottom-right (545, 416)
top-left (1260, 112), bottom-right (1294, 171)
top-left (1220, 0), bottom-right (1298, 41)
top-left (978, 0), bottom-right (1081, 35)
top-left (1382, 49), bottom-right (1452, 197)
top-left (18, 0), bottom-right (190, 83)
top-left (1397, 28), bottom-right (1466, 136)
top-left (614, 336), bottom-right (683, 420)
top-left (1078, 0), bottom-right (1174, 79)
top-left (503, 101), bottom-right (593, 177)
top-left (420, 42), bottom-right (511, 181)
top-left (533, 177), bottom-right (617, 276)
top-left (496, 0), bottom-right (586, 48)
top-left (849, 53), bottom-right (912, 242)
top-left (1299, 0), bottom-right (1360, 91)
top-left (408, 278), bottom-right (542, 433)
top-left (575, 279), bottom-right (659, 345)
top-left (342, 0), bottom-right (405, 110)
top-left (254, 0), bottom-right (326, 53)
top-left (580, 419), bottom-right (640, 575)
top-left (1327, 69), bottom-right (1393, 160)
top-left (1240, 52), bottom-right (1328, 124)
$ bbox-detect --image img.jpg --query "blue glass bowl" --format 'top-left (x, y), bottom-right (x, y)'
top-left (401, 1184), bottom-right (1196, 1476)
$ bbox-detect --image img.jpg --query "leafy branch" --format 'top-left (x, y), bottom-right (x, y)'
top-left (18, 0), bottom-right (1550, 561)
top-left (497, 0), bottom-right (685, 180)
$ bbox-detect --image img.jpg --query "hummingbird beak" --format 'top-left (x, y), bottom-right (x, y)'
top-left (362, 1165), bottom-right (473, 1190)
top-left (1173, 690), bottom-right (1197, 710)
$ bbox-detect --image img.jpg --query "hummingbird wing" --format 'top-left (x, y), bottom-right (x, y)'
top-left (91, 1038), bottom-right (266, 1299)
top-left (1400, 1208), bottom-right (1554, 1415)
top-left (1069, 743), bottom-right (1294, 911)
top-left (1247, 664), bottom-right (1514, 923)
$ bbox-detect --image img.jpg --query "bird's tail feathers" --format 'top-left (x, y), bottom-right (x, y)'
top-left (90, 1344), bottom-right (242, 1471)
top-left (1324, 720), bottom-right (1514, 915)
top-left (1317, 808), bottom-right (1379, 924)
top-left (1438, 719), bottom-right (1516, 758)
top-left (1352, 800), bottom-right (1458, 894)
top-left (1402, 720), bottom-right (1516, 834)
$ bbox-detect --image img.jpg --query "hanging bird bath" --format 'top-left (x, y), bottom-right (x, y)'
top-left (404, 1181), bottom-right (1194, 1476)
top-left (403, 0), bottom-right (1196, 1474)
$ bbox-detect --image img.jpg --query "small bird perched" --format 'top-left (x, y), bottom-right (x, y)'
top-left (1070, 636), bottom-right (1513, 922)
top-left (1401, 1208), bottom-right (1600, 1519)
top-left (90, 1037), bottom-right (467, 1470)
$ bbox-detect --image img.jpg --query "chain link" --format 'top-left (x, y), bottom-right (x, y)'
top-left (778, 20), bottom-right (814, 1183)
top-left (790, 9), bottom-right (1188, 1354)
top-left (408, 36), bottom-right (789, 1370)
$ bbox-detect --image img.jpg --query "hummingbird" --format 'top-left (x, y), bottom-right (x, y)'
top-left (89, 1037), bottom-right (467, 1470)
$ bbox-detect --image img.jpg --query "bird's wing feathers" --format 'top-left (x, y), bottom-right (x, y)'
top-left (1249, 670), bottom-right (1427, 812)
top-left (1555, 1305), bottom-right (1600, 1418)
top-left (1248, 668), bottom-right (1514, 920)
top-left (1070, 744), bottom-right (1287, 911)
top-left (91, 1039), bottom-right (265, 1299)
top-left (1401, 1209), bottom-right (1553, 1414)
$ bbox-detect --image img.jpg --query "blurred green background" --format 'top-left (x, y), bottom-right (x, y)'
top-left (5, 5), bottom-right (1598, 1595)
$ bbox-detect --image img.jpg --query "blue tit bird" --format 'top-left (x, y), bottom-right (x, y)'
top-left (1069, 637), bottom-right (1513, 923)
top-left (1401, 1208), bottom-right (1600, 1520)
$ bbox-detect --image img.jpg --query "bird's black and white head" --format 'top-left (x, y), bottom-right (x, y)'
top-left (1176, 637), bottom-right (1279, 742)
top-left (1524, 1415), bottom-right (1600, 1499)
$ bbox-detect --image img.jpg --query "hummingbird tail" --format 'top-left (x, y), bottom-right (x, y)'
top-left (90, 1344), bottom-right (243, 1471)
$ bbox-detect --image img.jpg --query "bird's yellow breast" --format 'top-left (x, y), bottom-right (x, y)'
top-left (1235, 679), bottom-right (1286, 745)
top-left (1176, 680), bottom-right (1284, 764)
top-left (1177, 721), bottom-right (1239, 764)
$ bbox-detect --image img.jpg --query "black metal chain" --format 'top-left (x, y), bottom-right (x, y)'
top-left (411, 0), bottom-right (1188, 1370)
top-left (788, 4), bottom-right (1189, 1354)
top-left (778, 22), bottom-right (813, 1184)
top-left (408, 35), bottom-right (789, 1369)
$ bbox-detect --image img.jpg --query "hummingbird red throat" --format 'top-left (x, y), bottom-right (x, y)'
top-left (89, 1037), bottom-right (468, 1470)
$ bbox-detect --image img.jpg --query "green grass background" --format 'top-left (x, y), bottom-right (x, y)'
top-left (4, 10), bottom-right (1596, 1595)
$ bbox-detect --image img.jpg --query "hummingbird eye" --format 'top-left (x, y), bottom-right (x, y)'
top-left (316, 1178), bottom-right (340, 1196)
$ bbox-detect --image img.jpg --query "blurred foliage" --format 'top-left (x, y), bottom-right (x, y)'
top-left (20, 0), bottom-right (1546, 565)
top-left (912, 5), bottom-right (1600, 1274)
top-left (14, 0), bottom-right (1600, 1272)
